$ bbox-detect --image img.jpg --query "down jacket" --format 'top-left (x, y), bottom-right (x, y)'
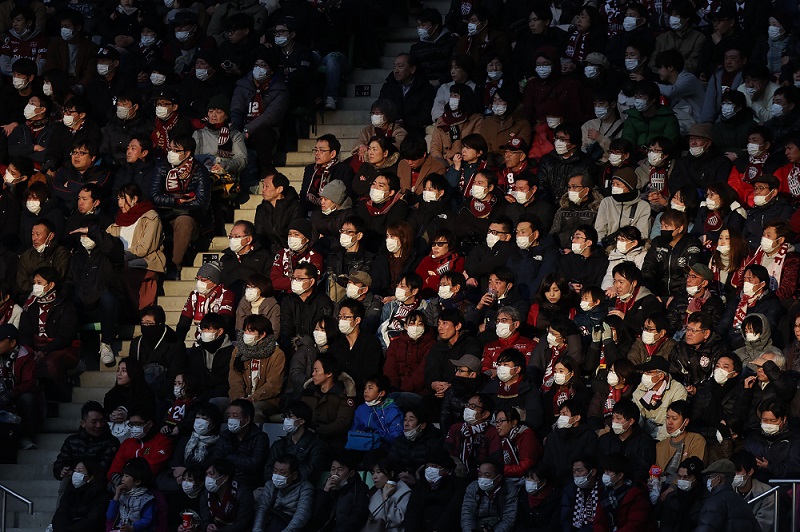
top-left (641, 233), bottom-right (703, 299)
top-left (149, 158), bottom-right (211, 219)
top-left (230, 73), bottom-right (289, 134)
top-left (52, 427), bottom-right (121, 480)
top-left (301, 372), bottom-right (357, 448)
top-left (549, 189), bottom-right (604, 249)
top-left (252, 479), bottom-right (314, 532)
top-left (461, 478), bottom-right (518, 532)
top-left (383, 330), bottom-right (436, 394)
top-left (695, 484), bottom-right (761, 532)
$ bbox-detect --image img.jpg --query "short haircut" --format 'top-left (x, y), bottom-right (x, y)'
top-left (233, 220), bottom-right (256, 237)
top-left (758, 399), bottom-right (789, 419)
top-left (462, 133), bottom-right (488, 156)
top-left (422, 173), bottom-right (447, 191)
top-left (474, 169), bottom-right (498, 188)
top-left (635, 80), bottom-right (660, 102)
top-left (370, 99), bottom-right (398, 123)
top-left (573, 454), bottom-right (597, 472)
top-left (610, 358), bottom-right (638, 387)
top-left (295, 262), bottom-right (319, 279)
top-left (417, 7), bottom-right (442, 26)
top-left (317, 133), bottom-right (341, 154)
top-left (497, 349), bottom-right (526, 373)
top-left (230, 398), bottom-right (255, 420)
top-left (399, 134), bottom-right (428, 160)
top-left (490, 215), bottom-right (514, 235)
top-left (440, 271), bottom-right (464, 289)
top-left (554, 123), bottom-right (581, 145)
top-left (61, 9), bottom-right (84, 27)
top-left (490, 265), bottom-right (515, 285)
top-left (612, 398), bottom-right (640, 422)
top-left (130, 134), bottom-right (153, 154)
top-left (730, 449), bottom-right (757, 473)
top-left (574, 224), bottom-right (598, 245)
top-left (399, 272), bottom-right (423, 292)
top-left (315, 352), bottom-right (341, 377)
top-left (81, 400), bottom-right (105, 419)
top-left (243, 314), bottom-right (272, 335)
top-left (617, 225), bottom-right (642, 242)
top-left (33, 265), bottom-right (60, 285)
top-left (269, 172), bottom-right (290, 191)
top-left (274, 454), bottom-right (300, 474)
top-left (560, 398), bottom-right (587, 420)
top-left (212, 457), bottom-right (236, 478)
top-left (667, 399), bottom-right (691, 419)
top-left (612, 261), bottom-right (642, 284)
top-left (140, 305), bottom-right (166, 324)
top-left (644, 311), bottom-right (670, 334)
top-left (497, 305), bottom-right (522, 323)
top-left (376, 171), bottom-right (401, 192)
top-left (8, 157), bottom-right (33, 178)
top-left (741, 315), bottom-right (764, 335)
top-left (661, 209), bottom-right (689, 229)
top-left (602, 452), bottom-right (629, 476)
top-left (285, 400), bottom-right (312, 424)
top-left (743, 264), bottom-right (768, 283)
top-left (342, 215), bottom-right (366, 235)
top-left (246, 273), bottom-right (274, 298)
top-left (654, 49), bottom-right (684, 71)
top-left (438, 308), bottom-right (464, 328)
top-left (366, 374), bottom-right (391, 392)
top-left (199, 312), bottom-right (226, 330)
top-left (747, 125), bottom-right (773, 144)
top-left (171, 134), bottom-right (196, 153)
top-left (569, 171), bottom-right (593, 188)
top-left (580, 285), bottom-right (604, 303)
top-left (32, 218), bottom-right (56, 235)
top-left (72, 136), bottom-right (97, 157)
top-left (686, 312), bottom-right (713, 330)
top-left (80, 182), bottom-right (102, 201)
top-left (340, 298), bottom-right (366, 320)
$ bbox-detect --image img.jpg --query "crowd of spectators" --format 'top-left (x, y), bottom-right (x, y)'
top-left (2, 0), bottom-right (800, 530)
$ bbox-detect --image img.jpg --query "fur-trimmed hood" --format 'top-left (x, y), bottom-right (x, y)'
top-left (303, 371), bottom-right (357, 398)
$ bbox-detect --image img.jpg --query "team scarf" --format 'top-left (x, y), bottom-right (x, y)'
top-left (208, 480), bottom-right (238, 526)
top-left (648, 160), bottom-right (670, 195)
top-left (745, 242), bottom-right (789, 292)
top-left (307, 158), bottom-right (338, 206)
top-left (467, 194), bottom-right (498, 218)
top-left (151, 111), bottom-right (180, 151)
top-left (459, 420), bottom-right (489, 472)
top-left (498, 159), bottom-right (529, 192)
top-left (0, 298), bottom-right (15, 325)
top-left (501, 425), bottom-right (528, 465)
top-left (541, 344), bottom-right (567, 392)
top-left (565, 30), bottom-right (589, 62)
top-left (457, 159), bottom-right (488, 198)
top-left (202, 119), bottom-right (234, 158)
top-left (364, 190), bottom-right (402, 216)
top-left (603, 384), bottom-right (629, 417)
top-left (572, 480), bottom-right (599, 528)
top-left (614, 286), bottom-right (640, 315)
top-left (788, 164), bottom-right (800, 197)
top-left (743, 152), bottom-right (769, 183)
top-left (165, 158), bottom-right (194, 196)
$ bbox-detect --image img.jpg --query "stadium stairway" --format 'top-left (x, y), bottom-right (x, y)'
top-left (0, 2), bottom-right (450, 530)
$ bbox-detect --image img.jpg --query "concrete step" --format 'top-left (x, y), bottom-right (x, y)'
top-left (80, 371), bottom-right (116, 388)
top-left (428, 0), bottom-right (450, 15)
top-left (163, 280), bottom-right (196, 297)
top-left (42, 416), bottom-right (82, 433)
top-left (23, 433), bottom-right (71, 452)
top-left (309, 124), bottom-right (365, 140)
top-left (156, 295), bottom-right (188, 312)
top-left (286, 150), bottom-right (315, 165)
top-left (232, 209), bottom-right (256, 223)
top-left (16, 511), bottom-right (57, 528)
top-left (183, 266), bottom-right (199, 279)
top-left (384, 26), bottom-right (419, 41)
top-left (344, 83), bottom-right (383, 100)
top-left (316, 109), bottom-right (370, 126)
top-left (384, 41), bottom-right (413, 57)
top-left (0, 464), bottom-right (54, 481)
top-left (350, 68), bottom-right (389, 84)
top-left (277, 166), bottom-right (305, 180)
top-left (336, 96), bottom-right (379, 111)
top-left (70, 387), bottom-right (107, 404)
top-left (17, 449), bottom-right (59, 465)
top-left (241, 193), bottom-right (263, 210)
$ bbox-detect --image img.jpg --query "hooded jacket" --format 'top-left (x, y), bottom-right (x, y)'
top-left (602, 243), bottom-right (649, 290)
top-left (349, 398), bottom-right (404, 447)
top-left (733, 313), bottom-right (775, 366)
top-left (550, 189), bottom-right (604, 248)
top-left (301, 372), bottom-right (357, 448)
top-left (186, 337), bottom-right (234, 400)
top-left (632, 377), bottom-right (689, 441)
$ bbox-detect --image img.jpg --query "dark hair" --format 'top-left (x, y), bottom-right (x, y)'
top-left (10, 6), bottom-right (35, 29)
top-left (422, 173), bottom-right (447, 192)
top-left (117, 183), bottom-right (143, 202)
top-left (608, 137), bottom-right (634, 155)
top-left (177, 371), bottom-right (201, 397)
top-left (612, 261), bottom-right (642, 285)
top-left (295, 262), bottom-right (319, 279)
top-left (609, 358), bottom-right (638, 387)
top-left (580, 285), bottom-right (604, 304)
top-left (268, 172), bottom-right (291, 192)
top-left (667, 399), bottom-right (691, 419)
top-left (199, 312), bottom-right (226, 331)
top-left (245, 272), bottom-right (274, 298)
top-left (741, 315), bottom-right (764, 336)
top-left (81, 400), bottom-right (105, 420)
top-left (497, 349), bottom-right (526, 373)
top-left (438, 308), bottom-right (464, 327)
top-left (243, 314), bottom-right (272, 335)
top-left (315, 352), bottom-right (341, 378)
top-left (60, 9), bottom-right (84, 28)
top-left (80, 183), bottom-right (102, 201)
top-left (554, 123), bottom-right (581, 145)
top-left (399, 134), bottom-right (428, 160)
top-left (602, 452), bottom-right (628, 477)
top-left (573, 454), bottom-right (597, 472)
top-left (560, 398), bottom-right (587, 420)
top-left (370, 99), bottom-right (398, 124)
top-left (450, 54), bottom-right (474, 78)
top-left (11, 58), bottom-right (36, 77)
top-left (721, 89), bottom-right (746, 109)
top-left (140, 305), bottom-right (166, 324)
top-left (758, 399), bottom-right (789, 419)
top-left (171, 134), bottom-right (196, 153)
top-left (461, 133), bottom-right (488, 156)
top-left (574, 224), bottom-right (598, 246)
top-left (274, 454), bottom-right (300, 474)
top-left (340, 298), bottom-right (366, 320)
top-left (747, 125), bottom-right (773, 144)
top-left (32, 265), bottom-right (60, 286)
top-left (448, 84), bottom-right (479, 116)
top-left (417, 7), bottom-right (442, 27)
top-left (194, 402), bottom-right (224, 430)
top-left (230, 398), bottom-right (255, 420)
top-left (212, 458), bottom-right (236, 478)
top-left (399, 272), bottom-right (423, 292)
top-left (130, 134), bottom-right (153, 155)
top-left (122, 457), bottom-right (154, 488)
top-left (716, 354), bottom-right (743, 375)
top-left (535, 272), bottom-right (573, 307)
top-left (471, 393), bottom-right (495, 413)
top-left (490, 216), bottom-right (514, 235)
top-left (317, 134), bottom-right (341, 155)
top-left (654, 48), bottom-right (684, 71)
top-left (387, 220), bottom-right (414, 257)
top-left (634, 80), bottom-right (660, 102)
top-left (686, 311), bottom-right (713, 330)
top-left (331, 450), bottom-right (360, 471)
top-left (285, 400), bottom-right (312, 424)
top-left (612, 398), bottom-right (640, 422)
top-left (549, 317), bottom-right (579, 339)
top-left (440, 271), bottom-right (464, 290)
top-left (8, 157), bottom-right (33, 179)
top-left (71, 136), bottom-right (98, 157)
top-left (730, 449), bottom-right (757, 474)
top-left (644, 311), bottom-right (670, 335)
top-left (315, 315), bottom-right (341, 345)
top-left (742, 63), bottom-right (770, 82)
top-left (474, 169), bottom-right (498, 189)
top-left (366, 374), bottom-right (391, 393)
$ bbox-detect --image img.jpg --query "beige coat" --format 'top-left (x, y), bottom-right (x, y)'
top-left (397, 155), bottom-right (448, 193)
top-left (228, 344), bottom-right (286, 402)
top-left (481, 114), bottom-right (532, 155)
top-left (106, 209), bottom-right (166, 273)
top-left (235, 295), bottom-right (280, 333)
top-left (430, 114), bottom-right (484, 165)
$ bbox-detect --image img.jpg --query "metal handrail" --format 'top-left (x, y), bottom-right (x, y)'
top-left (748, 485), bottom-right (781, 505)
top-left (747, 485), bottom-right (780, 531)
top-left (768, 479), bottom-right (800, 532)
top-left (0, 483), bottom-right (33, 532)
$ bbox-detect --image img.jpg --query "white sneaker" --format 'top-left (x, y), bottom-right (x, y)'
top-left (100, 342), bottom-right (115, 367)
top-left (325, 96), bottom-right (337, 110)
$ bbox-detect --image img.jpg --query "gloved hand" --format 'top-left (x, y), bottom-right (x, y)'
top-left (591, 326), bottom-right (603, 344)
top-left (601, 322), bottom-right (613, 342)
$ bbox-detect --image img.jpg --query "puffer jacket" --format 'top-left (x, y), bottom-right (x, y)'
top-left (743, 429), bottom-right (800, 483)
top-left (286, 335), bottom-right (319, 400)
top-left (387, 424), bottom-right (444, 475)
top-left (632, 377), bottom-right (688, 441)
top-left (733, 313), bottom-right (775, 366)
top-left (111, 159), bottom-right (156, 200)
top-left (669, 147), bottom-right (733, 194)
top-left (349, 399), bottom-right (404, 446)
top-left (300, 161), bottom-right (355, 212)
top-left (279, 287), bottom-right (334, 348)
top-left (301, 372), bottom-right (357, 448)
top-left (212, 422), bottom-right (269, 488)
top-left (696, 484), bottom-right (761, 531)
top-left (18, 291), bottom-right (77, 354)
top-left (550, 189), bottom-right (604, 248)
top-left (594, 196), bottom-right (651, 243)
top-left (641, 233), bottom-right (703, 299)
top-left (602, 243), bottom-right (649, 290)
top-left (100, 113), bottom-right (154, 167)
top-left (461, 478), bottom-right (518, 532)
top-left (669, 333), bottom-right (727, 387)
top-left (744, 197), bottom-right (794, 250)
top-left (383, 330), bottom-right (436, 394)
top-left (536, 149), bottom-right (595, 200)
top-left (689, 376), bottom-right (742, 437)
top-left (15, 243), bottom-right (71, 300)
top-left (230, 73), bottom-right (289, 134)
top-left (621, 106), bottom-right (680, 148)
top-left (665, 291), bottom-right (725, 334)
top-left (150, 157), bottom-right (211, 218)
top-left (254, 185), bottom-right (304, 255)
top-left (66, 225), bottom-right (125, 306)
top-left (52, 427), bottom-right (120, 480)
top-left (252, 479), bottom-right (314, 532)
top-left (627, 337), bottom-right (678, 366)
top-left (596, 427), bottom-right (657, 483)
top-left (264, 429), bottom-right (328, 483)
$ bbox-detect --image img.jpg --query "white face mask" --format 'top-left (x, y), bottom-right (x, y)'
top-left (478, 476), bottom-right (496, 492)
top-left (525, 480), bottom-right (541, 493)
top-left (717, 244), bottom-right (730, 254)
top-left (556, 415), bottom-right (573, 429)
top-left (705, 198), bottom-right (718, 211)
top-left (345, 283), bottom-right (362, 299)
top-left (175, 30), bottom-right (191, 42)
top-left (611, 421), bottom-right (627, 434)
top-left (60, 28), bottom-right (75, 41)
top-left (386, 237), bottom-right (400, 253)
top-left (670, 201), bottom-right (685, 212)
top-left (182, 480), bottom-right (200, 497)
top-left (287, 236), bottom-right (305, 251)
top-left (546, 332), bottom-right (559, 347)
top-left (395, 286), bottom-right (410, 302)
top-left (684, 282), bottom-right (702, 298)
top-left (491, 103), bottom-right (507, 115)
top-left (669, 15), bottom-right (682, 30)
top-left (229, 237), bottom-right (244, 253)
top-left (745, 332), bottom-right (760, 343)
top-left (594, 106), bottom-right (609, 119)
top-left (242, 332), bottom-right (258, 345)
top-left (720, 102), bottom-right (736, 119)
top-left (338, 318), bottom-right (355, 335)
top-left (535, 65), bottom-right (552, 79)
top-left (668, 422), bottom-right (685, 438)
top-left (471, 184), bottom-right (488, 200)
top-left (463, 407), bottom-right (478, 424)
top-left (173, 385), bottom-right (184, 398)
top-left (438, 285), bottom-right (453, 299)
top-left (313, 330), bottom-right (327, 347)
top-left (641, 331), bottom-right (657, 345)
top-left (677, 479), bottom-right (693, 491)
top-left (370, 114), bottom-right (385, 127)
top-left (407, 324), bottom-right (425, 340)
top-left (768, 25), bottom-right (783, 40)
top-left (150, 73), bottom-right (166, 86)
top-left (689, 145), bottom-right (706, 157)
top-left (205, 476), bottom-right (221, 493)
top-left (97, 64), bottom-right (110, 76)
top-left (746, 143), bottom-right (762, 157)
top-left (195, 280), bottom-right (210, 295)
top-left (195, 68), bottom-right (209, 81)
top-left (608, 153), bottom-right (623, 167)
top-left (607, 371), bottom-right (619, 386)
top-left (584, 66), bottom-right (599, 79)
top-left (227, 418), bottom-right (242, 433)
top-left (32, 284), bottom-right (46, 297)
top-left (771, 103), bottom-right (785, 118)
top-left (417, 27), bottom-right (430, 41)
top-left (640, 373), bottom-right (657, 390)
top-left (339, 233), bottom-right (356, 249)
top-left (546, 117), bottom-right (562, 129)
top-left (42, 82), bottom-right (53, 96)
top-left (611, 185), bottom-right (625, 195)
top-left (193, 418), bottom-right (210, 435)
top-left (253, 66), bottom-right (268, 80)
top-left (633, 98), bottom-right (648, 112)
top-left (516, 235), bottom-right (532, 250)
top-left (283, 417), bottom-right (298, 433)
top-left (62, 115), bottom-right (75, 127)
top-left (424, 466), bottom-right (442, 484)
top-left (167, 149), bottom-right (185, 166)
top-left (291, 279), bottom-right (308, 295)
top-left (448, 97), bottom-right (460, 111)
top-left (80, 235), bottom-right (96, 251)
top-left (369, 188), bottom-right (388, 204)
top-left (200, 331), bottom-right (217, 343)
top-left (571, 242), bottom-right (585, 254)
top-left (26, 200), bottom-right (40, 214)
top-left (742, 281), bottom-right (758, 297)
top-left (553, 372), bottom-right (568, 385)
top-left (574, 474), bottom-right (591, 488)
top-left (155, 105), bottom-right (170, 120)
top-left (753, 192), bottom-right (770, 206)
top-left (467, 22), bottom-right (479, 35)
top-left (602, 473), bottom-right (615, 487)
top-left (116, 105), bottom-right (132, 120)
top-left (71, 471), bottom-right (87, 488)
top-left (23, 104), bottom-right (38, 120)
top-left (486, 233), bottom-right (500, 249)
top-left (511, 190), bottom-right (530, 204)
top-left (496, 365), bottom-right (515, 382)
top-left (578, 301), bottom-right (592, 312)
top-left (713, 367), bottom-right (730, 385)
top-left (422, 190), bottom-right (438, 202)
top-left (761, 422), bottom-right (780, 435)
top-left (141, 35), bottom-right (156, 47)
top-left (272, 473), bottom-right (289, 489)
top-left (554, 139), bottom-right (568, 154)
top-left (3, 171), bottom-right (15, 184)
top-left (568, 190), bottom-right (583, 204)
top-left (647, 151), bottom-right (663, 166)
top-left (760, 236), bottom-right (775, 252)
top-left (623, 16), bottom-right (639, 31)
top-left (496, 322), bottom-right (512, 339)
top-left (274, 35), bottom-right (289, 47)
top-left (129, 424), bottom-right (145, 439)
top-left (624, 58), bottom-right (639, 71)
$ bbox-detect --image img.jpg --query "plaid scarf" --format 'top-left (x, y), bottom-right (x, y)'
top-left (184, 430), bottom-right (218, 463)
top-left (307, 158), bottom-right (338, 206)
top-left (152, 112), bottom-right (180, 151)
top-left (572, 480), bottom-right (599, 528)
top-left (459, 421), bottom-right (488, 471)
top-left (599, 479), bottom-right (633, 525)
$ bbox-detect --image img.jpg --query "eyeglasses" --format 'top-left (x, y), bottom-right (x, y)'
top-left (431, 241), bottom-right (448, 247)
top-left (291, 277), bottom-right (311, 282)
top-left (567, 185), bottom-right (586, 191)
top-left (339, 228), bottom-right (357, 235)
top-left (228, 234), bottom-right (246, 239)
top-left (753, 185), bottom-right (771, 192)
top-left (338, 315), bottom-right (354, 321)
top-left (685, 327), bottom-right (706, 334)
top-left (572, 234), bottom-right (587, 241)
top-left (311, 148), bottom-right (331, 154)
top-left (140, 321), bottom-right (157, 326)
top-left (487, 229), bottom-right (510, 236)
top-left (71, 150), bottom-right (89, 156)
top-left (643, 326), bottom-right (658, 333)
top-left (494, 418), bottom-right (509, 425)
top-left (465, 403), bottom-right (483, 411)
top-left (686, 274), bottom-right (704, 280)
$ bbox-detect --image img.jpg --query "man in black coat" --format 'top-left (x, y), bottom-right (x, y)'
top-left (668, 122), bottom-right (732, 193)
top-left (299, 134), bottom-right (354, 213)
top-left (424, 309), bottom-right (482, 395)
top-left (409, 8), bottom-right (458, 85)
top-left (213, 399), bottom-right (269, 490)
top-left (378, 53), bottom-right (437, 136)
top-left (596, 399), bottom-right (656, 483)
top-left (279, 262), bottom-right (333, 351)
top-left (506, 219), bottom-right (558, 301)
top-left (219, 220), bottom-right (271, 300)
top-left (254, 171), bottom-right (303, 256)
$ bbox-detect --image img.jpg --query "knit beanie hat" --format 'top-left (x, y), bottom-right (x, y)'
top-left (197, 260), bottom-right (223, 284)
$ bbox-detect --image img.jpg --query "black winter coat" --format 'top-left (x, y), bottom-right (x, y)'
top-left (370, 248), bottom-right (420, 297)
top-left (150, 157), bottom-right (211, 220)
top-left (463, 239), bottom-right (517, 289)
top-left (379, 73), bottom-right (437, 134)
top-left (717, 290), bottom-right (786, 347)
top-left (111, 159), bottom-right (156, 200)
top-left (668, 333), bottom-right (727, 387)
top-left (52, 426), bottom-right (120, 479)
top-left (212, 422), bottom-right (270, 488)
top-left (299, 161), bottom-right (354, 213)
top-left (482, 376), bottom-right (545, 432)
top-left (219, 244), bottom-right (272, 299)
top-left (18, 292), bottom-right (77, 354)
top-left (558, 248), bottom-right (608, 288)
top-left (7, 122), bottom-right (53, 165)
top-left (666, 292), bottom-right (725, 334)
top-left (668, 147), bottom-right (732, 194)
top-left (127, 325), bottom-right (187, 389)
top-left (541, 424), bottom-right (598, 483)
top-left (410, 31), bottom-right (459, 84)
top-left (733, 361), bottom-right (797, 432)
top-left (265, 429), bottom-right (328, 482)
top-left (596, 427), bottom-right (657, 483)
top-left (313, 473), bottom-right (370, 532)
top-left (424, 333), bottom-right (483, 388)
top-left (641, 233), bottom-right (703, 299)
top-left (536, 149), bottom-right (595, 201)
top-left (405, 475), bottom-right (466, 532)
top-left (743, 429), bottom-right (800, 483)
top-left (505, 236), bottom-right (559, 301)
top-left (66, 225), bottom-right (125, 306)
top-left (279, 288), bottom-right (334, 348)
top-left (355, 197), bottom-right (411, 253)
top-left (254, 186), bottom-right (304, 255)
top-left (689, 377), bottom-right (742, 436)
top-left (515, 483), bottom-right (561, 532)
top-left (440, 374), bottom-right (489, 430)
top-left (328, 333), bottom-right (384, 392)
top-left (185, 340), bottom-right (234, 400)
top-left (386, 424), bottom-right (444, 475)
top-left (696, 485), bottom-right (761, 531)
top-left (744, 197), bottom-right (794, 250)
top-left (50, 478), bottom-right (109, 531)
top-left (100, 113), bottom-right (154, 167)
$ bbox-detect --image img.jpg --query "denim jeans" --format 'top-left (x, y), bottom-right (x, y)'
top-left (313, 51), bottom-right (347, 99)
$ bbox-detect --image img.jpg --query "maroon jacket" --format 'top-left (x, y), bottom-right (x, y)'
top-left (0, 345), bottom-right (37, 401)
top-left (593, 482), bottom-right (657, 532)
top-left (383, 330), bottom-right (436, 394)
